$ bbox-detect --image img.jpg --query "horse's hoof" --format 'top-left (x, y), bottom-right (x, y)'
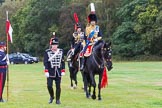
top-left (70, 86), bottom-right (74, 89)
top-left (86, 96), bottom-right (91, 99)
top-left (98, 97), bottom-right (102, 101)
top-left (92, 95), bottom-right (96, 100)
top-left (73, 84), bottom-right (77, 89)
top-left (73, 86), bottom-right (77, 89)
top-left (86, 94), bottom-right (91, 99)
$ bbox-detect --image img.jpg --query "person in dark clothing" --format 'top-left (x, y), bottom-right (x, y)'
top-left (67, 23), bottom-right (84, 62)
top-left (80, 3), bottom-right (102, 71)
top-left (43, 37), bottom-right (65, 105)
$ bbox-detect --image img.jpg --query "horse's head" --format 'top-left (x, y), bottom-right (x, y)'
top-left (92, 40), bottom-right (113, 71)
top-left (102, 41), bottom-right (113, 71)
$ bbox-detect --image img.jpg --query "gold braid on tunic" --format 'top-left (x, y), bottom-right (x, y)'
top-left (85, 25), bottom-right (102, 43)
top-left (73, 32), bottom-right (84, 43)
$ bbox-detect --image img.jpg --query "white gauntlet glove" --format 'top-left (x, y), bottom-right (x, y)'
top-left (61, 69), bottom-right (65, 76)
top-left (61, 72), bottom-right (65, 76)
top-left (45, 72), bottom-right (49, 78)
top-left (94, 38), bottom-right (98, 42)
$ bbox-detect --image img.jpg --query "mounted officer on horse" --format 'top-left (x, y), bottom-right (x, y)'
top-left (66, 13), bottom-right (85, 88)
top-left (80, 3), bottom-right (102, 71)
top-left (67, 13), bottom-right (84, 69)
top-left (80, 3), bottom-right (113, 100)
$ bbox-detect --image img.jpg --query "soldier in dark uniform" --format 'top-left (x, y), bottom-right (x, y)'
top-left (67, 23), bottom-right (85, 63)
top-left (0, 41), bottom-right (7, 102)
top-left (43, 37), bottom-right (65, 105)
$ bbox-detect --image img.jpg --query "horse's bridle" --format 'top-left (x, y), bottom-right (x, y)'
top-left (92, 43), bottom-right (105, 68)
top-left (103, 47), bottom-right (112, 62)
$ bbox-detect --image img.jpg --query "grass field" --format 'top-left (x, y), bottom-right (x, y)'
top-left (0, 62), bottom-right (162, 108)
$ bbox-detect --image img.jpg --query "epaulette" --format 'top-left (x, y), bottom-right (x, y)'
top-left (81, 32), bottom-right (84, 34)
top-left (59, 48), bottom-right (63, 52)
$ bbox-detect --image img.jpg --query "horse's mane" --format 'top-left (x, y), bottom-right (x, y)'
top-left (94, 40), bottom-right (105, 48)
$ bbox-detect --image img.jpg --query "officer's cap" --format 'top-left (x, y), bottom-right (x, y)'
top-left (50, 37), bottom-right (59, 45)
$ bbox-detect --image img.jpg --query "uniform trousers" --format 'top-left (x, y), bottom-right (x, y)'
top-left (0, 72), bottom-right (6, 99)
top-left (47, 76), bottom-right (61, 100)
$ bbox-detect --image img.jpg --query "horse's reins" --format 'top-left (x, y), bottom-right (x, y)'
top-left (92, 43), bottom-right (105, 68)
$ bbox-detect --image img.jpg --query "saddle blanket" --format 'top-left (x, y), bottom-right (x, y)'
top-left (84, 45), bottom-right (93, 57)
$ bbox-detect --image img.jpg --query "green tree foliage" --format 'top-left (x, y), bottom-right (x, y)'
top-left (97, 0), bottom-right (120, 40)
top-left (1, 0), bottom-right (162, 58)
top-left (11, 0), bottom-right (90, 56)
top-left (113, 0), bottom-right (162, 57)
top-left (113, 22), bottom-right (143, 57)
top-left (0, 0), bottom-right (27, 43)
top-left (133, 0), bottom-right (162, 55)
top-left (58, 1), bottom-right (88, 52)
top-left (11, 0), bottom-right (64, 55)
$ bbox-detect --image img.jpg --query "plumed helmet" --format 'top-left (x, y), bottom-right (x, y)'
top-left (74, 23), bottom-right (82, 31)
top-left (50, 37), bottom-right (59, 45)
top-left (88, 14), bottom-right (97, 23)
top-left (76, 23), bottom-right (81, 28)
top-left (0, 41), bottom-right (6, 47)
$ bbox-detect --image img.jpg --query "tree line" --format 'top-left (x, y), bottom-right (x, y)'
top-left (0, 0), bottom-right (162, 59)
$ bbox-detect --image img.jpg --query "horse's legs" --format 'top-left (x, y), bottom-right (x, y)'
top-left (90, 72), bottom-right (96, 100)
top-left (88, 84), bottom-right (91, 97)
top-left (83, 73), bottom-right (90, 98)
top-left (98, 74), bottom-right (102, 100)
top-left (69, 67), bottom-right (74, 88)
top-left (70, 76), bottom-right (73, 88)
top-left (81, 71), bottom-right (85, 90)
top-left (73, 69), bottom-right (78, 89)
top-left (91, 84), bottom-right (96, 99)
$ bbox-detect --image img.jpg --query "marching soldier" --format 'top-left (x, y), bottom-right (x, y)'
top-left (80, 3), bottom-right (102, 71)
top-left (0, 41), bottom-right (7, 102)
top-left (43, 37), bottom-right (65, 105)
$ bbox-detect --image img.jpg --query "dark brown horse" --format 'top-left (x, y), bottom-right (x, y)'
top-left (67, 52), bottom-right (79, 89)
top-left (67, 44), bottom-right (83, 89)
top-left (82, 40), bottom-right (112, 100)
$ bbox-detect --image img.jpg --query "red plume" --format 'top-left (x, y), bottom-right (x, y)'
top-left (73, 13), bottom-right (79, 23)
top-left (101, 67), bottom-right (108, 88)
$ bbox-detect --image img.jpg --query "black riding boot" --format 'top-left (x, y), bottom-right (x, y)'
top-left (80, 57), bottom-right (84, 71)
top-left (47, 86), bottom-right (54, 104)
top-left (0, 98), bottom-right (5, 102)
top-left (56, 88), bottom-right (61, 104)
top-left (69, 53), bottom-right (75, 67)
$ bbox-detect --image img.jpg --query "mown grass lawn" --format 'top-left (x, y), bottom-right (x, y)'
top-left (0, 62), bottom-right (162, 108)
